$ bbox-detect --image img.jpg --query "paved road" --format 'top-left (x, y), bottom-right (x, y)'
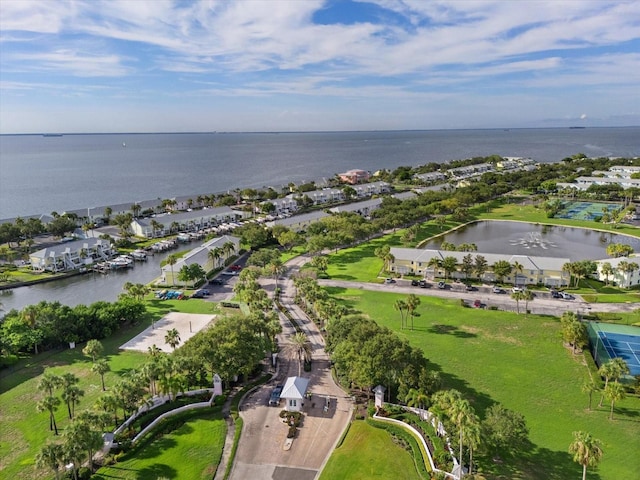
top-left (230, 256), bottom-right (353, 480)
top-left (317, 278), bottom-right (640, 317)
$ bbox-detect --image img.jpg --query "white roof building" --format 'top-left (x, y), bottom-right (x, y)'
top-left (281, 376), bottom-right (309, 412)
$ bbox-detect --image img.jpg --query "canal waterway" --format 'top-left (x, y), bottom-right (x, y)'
top-left (422, 221), bottom-right (640, 261)
top-left (0, 243), bottom-right (195, 314)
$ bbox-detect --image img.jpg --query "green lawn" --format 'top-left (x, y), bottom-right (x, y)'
top-left (319, 420), bottom-right (422, 480)
top-left (327, 287), bottom-right (640, 480)
top-left (93, 409), bottom-right (226, 480)
top-left (0, 296), bottom-right (218, 480)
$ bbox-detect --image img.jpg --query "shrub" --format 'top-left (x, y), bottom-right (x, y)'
top-left (287, 426), bottom-right (297, 438)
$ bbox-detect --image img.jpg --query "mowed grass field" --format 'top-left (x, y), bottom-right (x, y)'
top-left (319, 420), bottom-right (422, 480)
top-left (92, 409), bottom-right (226, 480)
top-left (0, 297), bottom-right (218, 480)
top-left (327, 287), bottom-right (640, 480)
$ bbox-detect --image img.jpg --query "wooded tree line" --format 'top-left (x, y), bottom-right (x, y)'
top-left (0, 298), bottom-right (146, 359)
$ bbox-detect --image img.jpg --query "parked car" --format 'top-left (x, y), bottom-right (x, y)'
top-left (191, 289), bottom-right (210, 298)
top-left (419, 279), bottom-right (428, 288)
top-left (269, 385), bottom-right (284, 406)
top-left (209, 278), bottom-right (224, 285)
top-left (384, 278), bottom-right (396, 284)
top-left (492, 286), bottom-right (505, 294)
top-left (560, 292), bottom-right (574, 300)
top-left (229, 264), bottom-right (242, 271)
top-left (551, 291), bottom-right (562, 298)
top-left (465, 284), bottom-right (476, 291)
top-left (437, 281), bottom-right (446, 289)
top-left (473, 299), bottom-right (483, 308)
top-left (411, 279), bottom-right (419, 286)
top-left (512, 286), bottom-right (525, 293)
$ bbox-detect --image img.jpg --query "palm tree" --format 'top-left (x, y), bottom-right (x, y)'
top-left (600, 262), bottom-right (614, 285)
top-left (449, 398), bottom-right (476, 480)
top-left (405, 388), bottom-right (430, 411)
top-left (289, 332), bottom-right (312, 376)
top-left (208, 247), bottom-right (223, 269)
top-left (441, 256), bottom-right (458, 281)
top-left (37, 396), bottom-right (61, 435)
top-left (82, 339), bottom-right (104, 363)
top-left (38, 370), bottom-right (63, 398)
top-left (164, 328), bottom-right (181, 350)
top-left (604, 381), bottom-right (626, 420)
top-left (427, 257), bottom-right (442, 279)
top-left (598, 358), bottom-right (629, 406)
top-left (474, 255), bottom-right (488, 279)
top-left (581, 380), bottom-right (598, 411)
top-left (511, 290), bottom-right (527, 314)
top-left (61, 384), bottom-right (84, 420)
top-left (568, 431), bottom-right (603, 480)
top-left (35, 442), bottom-right (65, 480)
top-left (91, 358), bottom-right (110, 391)
top-left (222, 241), bottom-right (236, 262)
top-left (166, 253), bottom-right (179, 286)
top-left (511, 261), bottom-right (524, 284)
top-left (522, 289), bottom-right (534, 316)
top-left (406, 294), bottom-right (421, 330)
top-left (394, 299), bottom-right (408, 329)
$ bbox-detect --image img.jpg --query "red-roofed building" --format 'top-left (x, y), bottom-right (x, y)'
top-left (339, 169), bottom-right (370, 184)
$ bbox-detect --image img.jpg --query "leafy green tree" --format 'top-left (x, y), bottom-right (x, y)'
top-left (474, 255), bottom-right (489, 279)
top-left (492, 260), bottom-right (512, 283)
top-left (404, 388), bottom-right (430, 411)
top-left (481, 403), bottom-right (529, 457)
top-left (310, 255), bottom-right (329, 275)
top-left (82, 339), bottom-right (104, 363)
top-left (568, 431), bottom-right (603, 480)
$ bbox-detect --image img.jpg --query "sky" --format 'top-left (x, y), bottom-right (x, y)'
top-left (1, 0), bottom-right (639, 133)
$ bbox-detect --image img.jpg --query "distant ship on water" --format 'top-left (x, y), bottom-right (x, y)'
top-left (42, 133), bottom-right (63, 137)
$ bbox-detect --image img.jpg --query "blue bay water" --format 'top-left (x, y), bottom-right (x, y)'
top-left (0, 127), bottom-right (639, 219)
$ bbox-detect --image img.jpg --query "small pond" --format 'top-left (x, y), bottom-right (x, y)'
top-left (423, 221), bottom-right (639, 261)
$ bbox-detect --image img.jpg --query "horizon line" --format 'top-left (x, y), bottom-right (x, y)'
top-left (2, 125), bottom-right (639, 136)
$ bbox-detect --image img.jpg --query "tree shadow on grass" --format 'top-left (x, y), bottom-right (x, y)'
top-left (130, 435), bottom-right (178, 460)
top-left (136, 463), bottom-right (178, 479)
top-left (522, 447), bottom-right (602, 480)
top-left (427, 324), bottom-right (477, 338)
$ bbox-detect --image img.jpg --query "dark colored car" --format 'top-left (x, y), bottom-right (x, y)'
top-left (269, 385), bottom-right (284, 406)
top-left (419, 279), bottom-right (428, 288)
top-left (209, 278), bottom-right (224, 285)
top-left (191, 289), bottom-right (210, 298)
top-left (411, 279), bottom-right (419, 286)
top-left (437, 281), bottom-right (446, 289)
top-left (465, 284), bottom-right (476, 291)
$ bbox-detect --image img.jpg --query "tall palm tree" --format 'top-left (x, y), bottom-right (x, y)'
top-left (427, 257), bottom-right (442, 279)
top-left (449, 398), bottom-right (476, 480)
top-left (288, 332), bottom-right (312, 376)
top-left (222, 241), bottom-right (236, 262)
top-left (208, 247), bottom-right (223, 269)
top-left (522, 289), bottom-right (534, 317)
top-left (164, 328), bottom-right (181, 350)
top-left (35, 442), bottom-right (65, 480)
top-left (568, 431), bottom-right (603, 480)
top-left (406, 294), bottom-right (421, 330)
top-left (91, 358), bottom-right (110, 391)
top-left (600, 262), bottom-right (614, 285)
top-left (604, 381), bottom-right (626, 420)
top-left (61, 384), bottom-right (84, 420)
top-left (581, 380), bottom-right (598, 411)
top-left (166, 253), bottom-right (179, 286)
top-left (441, 256), bottom-right (458, 281)
top-left (38, 370), bottom-right (63, 398)
top-left (37, 396), bottom-right (61, 435)
top-left (394, 299), bottom-right (408, 329)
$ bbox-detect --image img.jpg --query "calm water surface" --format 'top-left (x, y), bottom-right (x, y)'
top-left (424, 221), bottom-right (639, 261)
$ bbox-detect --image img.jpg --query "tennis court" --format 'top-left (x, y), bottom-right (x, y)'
top-left (588, 322), bottom-right (640, 377)
top-left (556, 201), bottom-right (620, 221)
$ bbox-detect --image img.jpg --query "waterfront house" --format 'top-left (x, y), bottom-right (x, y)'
top-left (266, 211), bottom-right (330, 233)
top-left (594, 256), bottom-right (640, 288)
top-left (159, 235), bottom-right (240, 286)
top-left (389, 247), bottom-right (570, 287)
top-left (29, 238), bottom-right (114, 273)
top-left (131, 207), bottom-right (242, 238)
top-left (338, 169), bottom-right (371, 184)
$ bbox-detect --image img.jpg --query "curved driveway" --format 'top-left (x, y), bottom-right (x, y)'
top-left (229, 256), bottom-right (353, 480)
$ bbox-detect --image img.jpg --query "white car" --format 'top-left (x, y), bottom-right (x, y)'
top-left (512, 286), bottom-right (525, 293)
